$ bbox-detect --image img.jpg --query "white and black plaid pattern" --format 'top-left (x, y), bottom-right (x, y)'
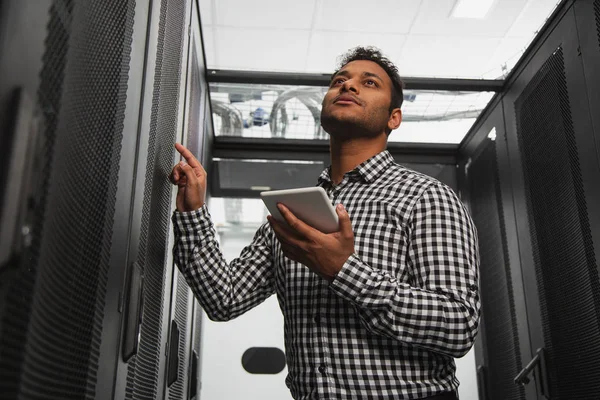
top-left (172, 150), bottom-right (480, 400)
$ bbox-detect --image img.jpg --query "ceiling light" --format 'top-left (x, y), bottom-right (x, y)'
top-left (451, 0), bottom-right (495, 19)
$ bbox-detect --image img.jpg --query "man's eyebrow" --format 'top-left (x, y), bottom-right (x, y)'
top-left (331, 70), bottom-right (350, 80)
top-left (331, 70), bottom-right (384, 82)
top-left (363, 71), bottom-right (384, 82)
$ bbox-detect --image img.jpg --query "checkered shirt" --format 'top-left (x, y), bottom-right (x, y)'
top-left (172, 150), bottom-right (480, 400)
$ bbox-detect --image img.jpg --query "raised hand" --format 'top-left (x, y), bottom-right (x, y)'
top-left (169, 143), bottom-right (207, 212)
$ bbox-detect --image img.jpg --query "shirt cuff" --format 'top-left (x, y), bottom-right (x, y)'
top-left (172, 205), bottom-right (213, 236)
top-left (329, 253), bottom-right (395, 304)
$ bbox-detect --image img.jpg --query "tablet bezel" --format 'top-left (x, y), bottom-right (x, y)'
top-left (260, 187), bottom-right (339, 234)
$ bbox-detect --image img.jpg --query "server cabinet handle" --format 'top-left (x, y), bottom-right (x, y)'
top-left (477, 365), bottom-right (488, 400)
top-left (122, 262), bottom-right (144, 362)
top-left (167, 320), bottom-right (181, 387)
top-left (189, 350), bottom-right (199, 399)
top-left (514, 348), bottom-right (549, 399)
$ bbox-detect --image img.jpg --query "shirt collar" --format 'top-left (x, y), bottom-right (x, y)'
top-left (318, 150), bottom-right (394, 185)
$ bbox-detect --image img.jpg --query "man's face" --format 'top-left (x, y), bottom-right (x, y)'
top-left (320, 60), bottom-right (400, 139)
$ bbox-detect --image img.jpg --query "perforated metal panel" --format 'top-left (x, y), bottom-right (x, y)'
top-left (595, 0), bottom-right (600, 48)
top-left (186, 41), bottom-right (203, 158)
top-left (125, 0), bottom-right (188, 398)
top-left (167, 272), bottom-right (191, 399)
top-left (0, 2), bottom-right (73, 396)
top-left (191, 301), bottom-right (203, 396)
top-left (468, 140), bottom-right (525, 400)
top-left (515, 47), bottom-right (600, 399)
top-left (0, 1), bottom-right (135, 399)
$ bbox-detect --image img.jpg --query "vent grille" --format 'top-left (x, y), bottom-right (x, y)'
top-left (186, 40), bottom-right (203, 158)
top-left (192, 302), bottom-right (202, 358)
top-left (595, 0), bottom-right (600, 49)
top-left (125, 0), bottom-right (187, 398)
top-left (1, 1), bottom-right (135, 398)
top-left (467, 140), bottom-right (525, 400)
top-left (167, 272), bottom-right (191, 399)
top-left (515, 47), bottom-right (600, 399)
top-left (0, 1), bottom-right (74, 396)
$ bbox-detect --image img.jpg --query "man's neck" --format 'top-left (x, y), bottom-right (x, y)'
top-left (329, 135), bottom-right (388, 185)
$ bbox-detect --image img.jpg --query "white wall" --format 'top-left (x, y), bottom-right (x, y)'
top-left (199, 228), bottom-right (479, 400)
top-left (456, 347), bottom-right (479, 399)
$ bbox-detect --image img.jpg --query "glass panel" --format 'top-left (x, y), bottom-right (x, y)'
top-left (210, 82), bottom-right (494, 144)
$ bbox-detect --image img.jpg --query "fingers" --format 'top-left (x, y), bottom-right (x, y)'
top-left (276, 203), bottom-right (319, 239)
top-left (268, 216), bottom-right (304, 245)
top-left (169, 164), bottom-right (183, 185)
top-left (336, 203), bottom-right (354, 239)
top-left (179, 162), bottom-right (198, 186)
top-left (175, 143), bottom-right (204, 171)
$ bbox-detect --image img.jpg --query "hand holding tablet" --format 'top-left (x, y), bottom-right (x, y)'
top-left (260, 187), bottom-right (339, 233)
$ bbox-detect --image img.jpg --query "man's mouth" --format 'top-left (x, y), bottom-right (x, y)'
top-left (334, 95), bottom-right (360, 105)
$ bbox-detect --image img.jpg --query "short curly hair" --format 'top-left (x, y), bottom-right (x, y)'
top-left (332, 46), bottom-right (405, 112)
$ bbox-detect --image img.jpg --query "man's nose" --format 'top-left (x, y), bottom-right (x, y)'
top-left (341, 79), bottom-right (358, 93)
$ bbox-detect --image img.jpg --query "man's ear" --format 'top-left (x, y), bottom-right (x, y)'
top-left (388, 108), bottom-right (402, 131)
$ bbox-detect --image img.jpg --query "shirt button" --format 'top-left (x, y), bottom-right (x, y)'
top-left (318, 364), bottom-right (326, 374)
top-left (313, 314), bottom-right (321, 325)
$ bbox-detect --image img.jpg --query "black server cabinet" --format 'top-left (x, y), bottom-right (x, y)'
top-left (0, 0), bottom-right (146, 399)
top-left (174, 1), bottom-right (212, 398)
top-left (459, 102), bottom-right (533, 400)
top-left (574, 0), bottom-right (600, 175)
top-left (111, 0), bottom-right (193, 398)
top-left (461, 1), bottom-right (600, 399)
top-left (502, 3), bottom-right (600, 398)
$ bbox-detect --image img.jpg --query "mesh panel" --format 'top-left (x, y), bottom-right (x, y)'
top-left (0, 2), bottom-right (73, 397)
top-left (515, 47), bottom-right (600, 399)
top-left (125, 0), bottom-right (187, 398)
top-left (191, 302), bottom-right (202, 400)
top-left (0, 1), bottom-right (135, 399)
top-left (468, 140), bottom-right (525, 400)
top-left (192, 303), bottom-right (202, 354)
top-left (186, 41), bottom-right (202, 158)
top-left (595, 0), bottom-right (600, 49)
top-left (167, 272), bottom-right (191, 399)
top-left (192, 301), bottom-right (202, 360)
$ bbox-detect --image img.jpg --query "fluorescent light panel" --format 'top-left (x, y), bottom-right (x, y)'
top-left (451, 0), bottom-right (495, 19)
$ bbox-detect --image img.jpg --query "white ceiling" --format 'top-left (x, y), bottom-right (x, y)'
top-left (199, 0), bottom-right (560, 79)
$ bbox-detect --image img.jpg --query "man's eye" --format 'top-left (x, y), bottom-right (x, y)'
top-left (332, 78), bottom-right (345, 86)
top-left (365, 80), bottom-right (377, 86)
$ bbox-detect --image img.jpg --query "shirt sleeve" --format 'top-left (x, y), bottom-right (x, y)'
top-left (172, 205), bottom-right (276, 321)
top-left (329, 183), bottom-right (481, 358)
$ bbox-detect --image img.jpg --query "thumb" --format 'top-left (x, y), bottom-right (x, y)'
top-left (336, 204), bottom-right (353, 238)
top-left (180, 162), bottom-right (197, 186)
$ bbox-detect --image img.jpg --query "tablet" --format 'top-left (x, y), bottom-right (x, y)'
top-left (260, 187), bottom-right (339, 234)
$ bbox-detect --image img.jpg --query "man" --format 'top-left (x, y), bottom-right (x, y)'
top-left (170, 46), bottom-right (480, 400)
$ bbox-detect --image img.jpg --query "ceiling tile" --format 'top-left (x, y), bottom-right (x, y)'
top-left (214, 27), bottom-right (311, 71)
top-left (398, 35), bottom-right (503, 78)
top-left (482, 36), bottom-right (530, 78)
top-left (305, 31), bottom-right (406, 72)
top-left (215, 0), bottom-right (317, 29)
top-left (202, 27), bottom-right (217, 69)
top-left (199, 0), bottom-right (213, 26)
top-left (313, 0), bottom-right (422, 34)
top-left (505, 0), bottom-right (560, 37)
top-left (410, 0), bottom-right (528, 37)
